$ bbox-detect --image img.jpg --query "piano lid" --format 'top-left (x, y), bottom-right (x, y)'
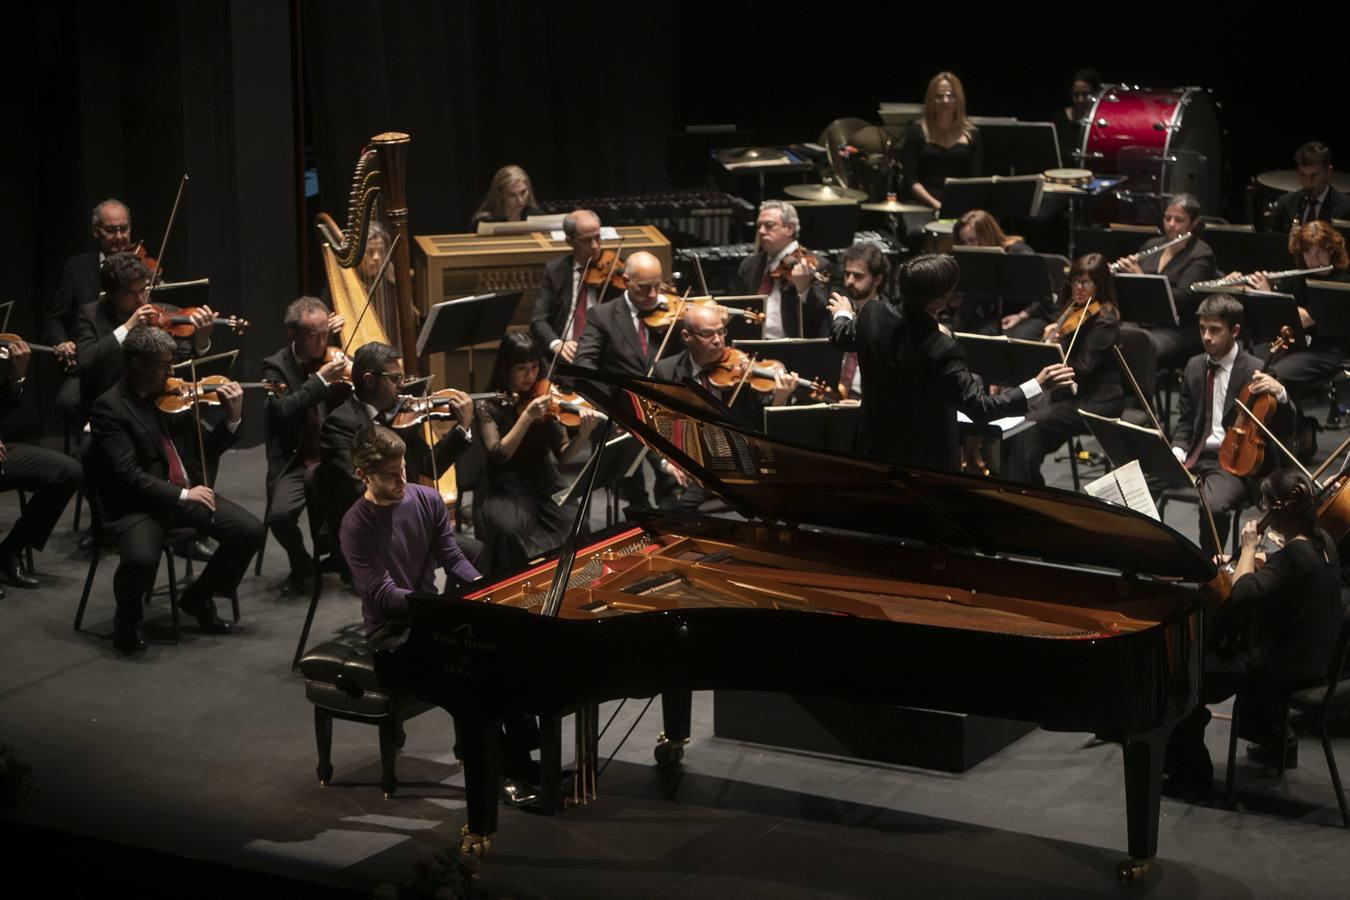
top-left (559, 365), bottom-right (1215, 582)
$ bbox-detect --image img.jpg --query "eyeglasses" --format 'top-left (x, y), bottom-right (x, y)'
top-left (98, 224), bottom-right (131, 235)
top-left (374, 371), bottom-right (412, 386)
top-left (1071, 278), bottom-right (1095, 288)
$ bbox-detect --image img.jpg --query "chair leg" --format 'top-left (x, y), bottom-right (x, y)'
top-left (1067, 439), bottom-right (1081, 491)
top-left (314, 707), bottom-right (334, 785)
top-left (1319, 719), bottom-right (1350, 827)
top-left (164, 548), bottom-right (181, 645)
top-left (292, 556), bottom-right (324, 672)
top-left (377, 718), bottom-right (400, 798)
top-left (1225, 700), bottom-right (1241, 802)
top-left (255, 483), bottom-right (273, 577)
top-left (15, 491), bottom-right (35, 575)
top-left (74, 547), bottom-right (101, 632)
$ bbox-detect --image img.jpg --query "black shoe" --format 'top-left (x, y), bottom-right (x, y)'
top-left (113, 626), bottom-right (148, 655)
top-left (499, 778), bottom-right (539, 806)
top-left (0, 551), bottom-right (38, 589)
top-left (178, 591), bottom-right (232, 635)
top-left (280, 571), bottom-right (313, 597)
top-left (188, 539), bottom-right (216, 563)
top-left (1247, 739), bottom-right (1298, 770)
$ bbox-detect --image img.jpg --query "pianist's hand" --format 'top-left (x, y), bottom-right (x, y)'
top-left (1035, 363), bottom-right (1075, 391)
top-left (662, 458), bottom-right (688, 488)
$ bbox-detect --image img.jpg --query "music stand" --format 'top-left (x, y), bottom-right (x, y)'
top-left (955, 333), bottom-right (1063, 387)
top-left (1080, 410), bottom-right (1192, 490)
top-left (0, 301), bottom-right (12, 332)
top-left (970, 119), bottom-right (1062, 176)
top-left (553, 431), bottom-right (637, 513)
top-left (763, 403), bottom-right (861, 455)
top-left (1072, 228), bottom-right (1153, 262)
top-left (1237, 291), bottom-right (1304, 346)
top-left (734, 338), bottom-right (843, 388)
top-left (415, 291), bottom-right (522, 392)
top-left (793, 201), bottom-right (860, 251)
top-left (1113, 274), bottom-right (1179, 328)
top-left (939, 175), bottom-right (1044, 220)
top-left (1305, 280), bottom-right (1350, 341)
top-left (172, 348), bottom-right (238, 379)
top-left (1201, 226), bottom-right (1291, 274)
top-left (953, 249), bottom-right (1054, 305)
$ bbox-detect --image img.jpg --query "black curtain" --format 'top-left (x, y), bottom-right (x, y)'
top-left (300, 0), bottom-right (673, 240)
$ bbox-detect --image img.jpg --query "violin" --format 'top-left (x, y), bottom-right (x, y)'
top-left (1218, 326), bottom-right (1294, 478)
top-left (155, 375), bottom-right (284, 415)
top-left (148, 304), bottom-right (250, 337)
top-left (0, 333), bottom-right (77, 372)
top-left (1052, 298), bottom-right (1100, 340)
top-left (641, 293), bottom-right (766, 330)
top-left (131, 242), bottom-right (161, 277)
top-left (306, 346), bottom-right (352, 385)
top-left (704, 347), bottom-right (840, 403)
top-left (581, 248), bottom-right (626, 291)
top-left (390, 388), bottom-right (500, 430)
top-left (508, 378), bottom-right (603, 428)
top-left (768, 246), bottom-right (827, 285)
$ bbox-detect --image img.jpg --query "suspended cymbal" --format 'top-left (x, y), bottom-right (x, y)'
top-left (861, 198), bottom-right (930, 213)
top-left (783, 183), bottom-right (867, 202)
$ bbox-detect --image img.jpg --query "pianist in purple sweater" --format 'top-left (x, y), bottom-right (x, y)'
top-left (340, 424), bottom-right (481, 635)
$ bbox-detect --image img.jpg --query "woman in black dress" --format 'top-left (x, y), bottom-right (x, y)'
top-left (1164, 470), bottom-right (1344, 800)
top-left (474, 332), bottom-right (600, 574)
top-left (1001, 253), bottom-right (1123, 485)
top-left (901, 71), bottom-right (982, 211)
top-left (470, 164), bottom-right (542, 228)
top-left (1113, 192), bottom-right (1217, 368)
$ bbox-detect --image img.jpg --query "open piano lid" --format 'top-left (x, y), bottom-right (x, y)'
top-left (560, 365), bottom-right (1215, 582)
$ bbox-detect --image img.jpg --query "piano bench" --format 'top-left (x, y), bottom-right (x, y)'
top-left (299, 633), bottom-right (435, 799)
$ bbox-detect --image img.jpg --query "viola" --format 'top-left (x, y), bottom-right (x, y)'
top-left (156, 375), bottom-right (284, 415)
top-left (704, 347), bottom-right (839, 403)
top-left (148, 304), bottom-right (250, 337)
top-left (1218, 326), bottom-right (1294, 478)
top-left (581, 248), bottom-right (627, 291)
top-left (641, 293), bottom-right (766, 330)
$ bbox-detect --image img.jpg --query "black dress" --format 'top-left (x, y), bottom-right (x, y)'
top-left (474, 398), bottom-right (579, 574)
top-left (1267, 268), bottom-right (1350, 392)
top-left (901, 122), bottom-right (982, 205)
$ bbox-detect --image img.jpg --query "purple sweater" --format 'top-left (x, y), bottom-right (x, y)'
top-left (339, 483), bottom-right (481, 633)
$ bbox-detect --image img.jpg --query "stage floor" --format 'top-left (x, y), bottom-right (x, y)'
top-left (1, 420), bottom-right (1348, 898)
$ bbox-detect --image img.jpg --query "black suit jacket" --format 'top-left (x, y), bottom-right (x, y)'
top-left (88, 379), bottom-right (238, 530)
top-left (1137, 236), bottom-right (1217, 322)
top-left (260, 346), bottom-right (345, 483)
top-left (74, 300), bottom-right (199, 418)
top-left (47, 250), bottom-right (101, 346)
top-left (530, 254), bottom-right (620, 355)
top-left (831, 302), bottom-right (1026, 472)
top-left (318, 393), bottom-right (471, 497)
top-left (1171, 348), bottom-right (1294, 459)
top-left (572, 292), bottom-right (671, 377)
top-left (1269, 186), bottom-right (1350, 235)
top-left (736, 251), bottom-right (831, 339)
top-left (651, 350), bottom-right (768, 431)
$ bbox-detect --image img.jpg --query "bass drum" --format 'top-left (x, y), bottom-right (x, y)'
top-left (1079, 85), bottom-right (1222, 215)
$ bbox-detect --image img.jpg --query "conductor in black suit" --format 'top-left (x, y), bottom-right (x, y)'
top-left (530, 210), bottom-right (619, 363)
top-left (1169, 294), bottom-right (1293, 555)
top-left (88, 326), bottom-right (265, 655)
top-left (74, 251), bottom-right (219, 419)
top-left (317, 341), bottom-right (484, 573)
top-left (260, 297), bottom-right (349, 595)
top-left (736, 200), bottom-right (830, 339)
top-left (46, 199), bottom-right (136, 423)
top-left (830, 254), bottom-right (1073, 472)
top-left (1267, 142), bottom-right (1350, 235)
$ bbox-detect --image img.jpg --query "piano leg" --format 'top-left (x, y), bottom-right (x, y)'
top-left (538, 714), bottom-right (561, 814)
top-left (454, 715), bottom-right (502, 856)
top-left (656, 689), bottom-right (692, 767)
top-left (1118, 725), bottom-right (1168, 883)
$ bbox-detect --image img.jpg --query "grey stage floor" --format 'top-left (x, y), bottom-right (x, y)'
top-left (1, 417), bottom-right (1348, 898)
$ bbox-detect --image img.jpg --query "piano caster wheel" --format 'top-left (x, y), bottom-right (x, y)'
top-left (459, 825), bottom-right (490, 857)
top-left (1116, 859), bottom-right (1150, 884)
top-left (317, 764), bottom-right (333, 786)
top-left (654, 734), bottom-right (685, 768)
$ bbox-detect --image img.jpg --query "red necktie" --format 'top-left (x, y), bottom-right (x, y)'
top-left (758, 268), bottom-right (773, 296)
top-left (572, 275), bottom-right (589, 340)
top-left (635, 314), bottom-right (648, 355)
top-left (1184, 362), bottom-right (1219, 470)
top-left (840, 352), bottom-right (858, 395)
top-left (160, 432), bottom-right (189, 488)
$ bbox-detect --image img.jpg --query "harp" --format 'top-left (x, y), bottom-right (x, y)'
top-left (317, 131), bottom-right (457, 507)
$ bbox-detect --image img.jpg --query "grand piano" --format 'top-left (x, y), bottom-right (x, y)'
top-left (379, 366), bottom-right (1213, 882)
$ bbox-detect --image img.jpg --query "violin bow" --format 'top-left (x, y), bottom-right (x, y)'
top-left (145, 174), bottom-right (189, 300)
top-left (1232, 396), bottom-right (1322, 490)
top-left (1111, 345), bottom-right (1224, 555)
top-left (341, 232), bottom-right (401, 360)
top-left (1311, 433), bottom-right (1350, 484)
top-left (547, 237), bottom-right (625, 384)
top-left (728, 352), bottom-right (756, 406)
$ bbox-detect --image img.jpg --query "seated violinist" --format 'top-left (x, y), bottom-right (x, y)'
top-left (737, 200), bottom-right (830, 339)
top-left (317, 341), bottom-right (484, 575)
top-left (74, 251), bottom-right (217, 419)
top-left (531, 210), bottom-right (617, 364)
top-left (87, 326), bottom-right (264, 655)
top-left (260, 297), bottom-right (349, 596)
top-left (652, 304), bottom-right (796, 511)
top-left (473, 333), bottom-right (601, 575)
top-left (1164, 470), bottom-right (1343, 801)
top-left (1169, 295), bottom-right (1293, 556)
top-left (572, 251), bottom-right (673, 377)
top-left (1001, 254), bottom-right (1123, 486)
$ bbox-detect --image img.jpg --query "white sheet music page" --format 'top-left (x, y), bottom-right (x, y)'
top-left (1084, 460), bottom-right (1160, 521)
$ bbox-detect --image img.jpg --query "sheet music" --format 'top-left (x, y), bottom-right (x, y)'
top-left (956, 412), bottom-right (1026, 432)
top-left (1084, 460), bottom-right (1160, 521)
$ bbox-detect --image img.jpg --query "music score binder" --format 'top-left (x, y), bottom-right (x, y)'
top-left (1305, 280), bottom-right (1350, 340)
top-left (1113, 274), bottom-right (1179, 328)
top-left (955, 332), bottom-right (1063, 387)
top-left (939, 175), bottom-right (1044, 220)
top-left (953, 248), bottom-right (1054, 302)
top-left (1202, 225), bottom-right (1291, 274)
top-left (1236, 291), bottom-right (1304, 346)
top-left (1080, 410), bottom-right (1192, 490)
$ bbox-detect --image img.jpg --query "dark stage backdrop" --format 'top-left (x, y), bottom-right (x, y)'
top-left (9, 2), bottom-right (1348, 447)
